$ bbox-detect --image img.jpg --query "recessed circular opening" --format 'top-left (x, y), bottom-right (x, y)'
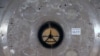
top-left (38, 21), bottom-right (64, 48)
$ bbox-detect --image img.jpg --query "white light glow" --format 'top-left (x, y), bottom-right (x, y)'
top-left (3, 46), bottom-right (8, 50)
top-left (94, 25), bottom-right (100, 39)
top-left (0, 24), bottom-right (7, 34)
top-left (10, 49), bottom-right (15, 54)
top-left (56, 12), bottom-right (61, 15)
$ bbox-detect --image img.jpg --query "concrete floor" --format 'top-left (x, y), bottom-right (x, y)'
top-left (0, 0), bottom-right (100, 56)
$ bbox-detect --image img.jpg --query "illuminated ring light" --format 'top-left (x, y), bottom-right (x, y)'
top-left (38, 21), bottom-right (64, 48)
